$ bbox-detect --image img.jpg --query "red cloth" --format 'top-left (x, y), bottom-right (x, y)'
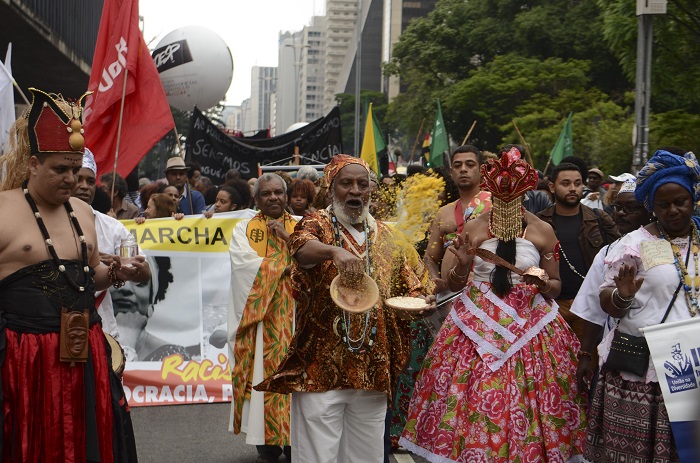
top-left (83, 0), bottom-right (174, 179)
top-left (2, 325), bottom-right (114, 462)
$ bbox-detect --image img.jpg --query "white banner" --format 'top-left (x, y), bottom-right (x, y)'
top-left (113, 210), bottom-right (255, 406)
top-left (642, 317), bottom-right (700, 462)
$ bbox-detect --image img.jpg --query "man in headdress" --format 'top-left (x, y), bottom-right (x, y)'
top-left (424, 145), bottom-right (491, 293)
top-left (73, 148), bottom-right (151, 341)
top-left (256, 154), bottom-right (436, 462)
top-left (0, 88), bottom-right (137, 461)
top-left (228, 173), bottom-right (297, 463)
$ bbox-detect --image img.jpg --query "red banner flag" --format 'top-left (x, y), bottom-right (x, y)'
top-left (83, 0), bottom-right (174, 178)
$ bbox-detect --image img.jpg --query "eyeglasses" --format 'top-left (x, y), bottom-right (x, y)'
top-left (610, 203), bottom-right (645, 214)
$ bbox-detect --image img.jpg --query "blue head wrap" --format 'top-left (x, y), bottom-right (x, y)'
top-left (635, 150), bottom-right (700, 212)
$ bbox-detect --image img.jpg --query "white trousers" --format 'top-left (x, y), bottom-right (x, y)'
top-left (291, 389), bottom-right (387, 463)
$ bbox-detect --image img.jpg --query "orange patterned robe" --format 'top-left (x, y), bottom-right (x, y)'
top-left (228, 212), bottom-right (296, 446)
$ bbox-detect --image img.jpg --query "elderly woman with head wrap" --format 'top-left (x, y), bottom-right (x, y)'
top-left (401, 147), bottom-right (587, 463)
top-left (584, 149), bottom-right (700, 463)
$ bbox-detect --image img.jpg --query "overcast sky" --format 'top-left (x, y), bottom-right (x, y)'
top-left (140, 0), bottom-right (325, 106)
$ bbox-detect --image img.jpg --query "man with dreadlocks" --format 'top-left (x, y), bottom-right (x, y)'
top-left (0, 88), bottom-right (137, 462)
top-left (401, 147), bottom-right (586, 463)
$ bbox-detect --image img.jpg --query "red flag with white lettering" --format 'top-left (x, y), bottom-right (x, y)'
top-left (83, 0), bottom-right (174, 179)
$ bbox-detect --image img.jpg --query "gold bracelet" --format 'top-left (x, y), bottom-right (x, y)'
top-left (450, 266), bottom-right (468, 280)
top-left (539, 280), bottom-right (552, 293)
top-left (448, 267), bottom-right (468, 286)
top-left (577, 351), bottom-right (592, 360)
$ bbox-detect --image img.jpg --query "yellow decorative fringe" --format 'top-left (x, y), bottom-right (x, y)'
top-left (489, 197), bottom-right (523, 242)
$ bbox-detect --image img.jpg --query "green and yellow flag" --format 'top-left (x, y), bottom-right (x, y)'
top-left (360, 102), bottom-right (385, 175)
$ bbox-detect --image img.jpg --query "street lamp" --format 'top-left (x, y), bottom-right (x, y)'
top-left (632, 0), bottom-right (667, 172)
top-left (286, 37), bottom-right (308, 122)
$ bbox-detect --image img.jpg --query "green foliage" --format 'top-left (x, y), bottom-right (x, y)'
top-left (596, 0), bottom-right (700, 112)
top-left (335, 91), bottom-right (388, 155)
top-left (385, 0), bottom-right (700, 173)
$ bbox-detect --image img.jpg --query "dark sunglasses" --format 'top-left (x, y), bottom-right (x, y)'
top-left (610, 203), bottom-right (645, 214)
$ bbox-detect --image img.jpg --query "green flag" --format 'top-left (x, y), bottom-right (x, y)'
top-left (429, 99), bottom-right (448, 168)
top-left (550, 112), bottom-right (573, 166)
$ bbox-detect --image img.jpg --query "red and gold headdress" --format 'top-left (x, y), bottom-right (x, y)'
top-left (480, 147), bottom-right (538, 241)
top-left (26, 88), bottom-right (90, 155)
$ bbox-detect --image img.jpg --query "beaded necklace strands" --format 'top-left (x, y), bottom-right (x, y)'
top-left (23, 180), bottom-right (91, 292)
top-left (657, 222), bottom-right (700, 317)
top-left (559, 246), bottom-right (586, 280)
top-left (330, 210), bottom-right (377, 353)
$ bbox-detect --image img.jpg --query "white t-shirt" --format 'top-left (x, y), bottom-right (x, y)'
top-left (94, 210), bottom-right (145, 338)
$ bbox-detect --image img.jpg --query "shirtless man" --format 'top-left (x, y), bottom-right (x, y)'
top-left (424, 145), bottom-right (491, 293)
top-left (0, 88), bottom-right (139, 461)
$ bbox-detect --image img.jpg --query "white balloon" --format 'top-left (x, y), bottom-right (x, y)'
top-left (152, 26), bottom-right (233, 112)
top-left (284, 122), bottom-right (309, 134)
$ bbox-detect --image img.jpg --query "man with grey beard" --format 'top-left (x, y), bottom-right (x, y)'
top-left (256, 154), bottom-right (436, 462)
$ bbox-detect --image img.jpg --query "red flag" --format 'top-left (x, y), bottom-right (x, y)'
top-left (83, 0), bottom-right (174, 178)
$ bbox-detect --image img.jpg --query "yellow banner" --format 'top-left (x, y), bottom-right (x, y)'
top-left (120, 213), bottom-right (251, 253)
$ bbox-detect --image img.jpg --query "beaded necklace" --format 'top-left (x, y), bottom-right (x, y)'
top-left (23, 180), bottom-right (90, 293)
top-left (330, 210), bottom-right (377, 353)
top-left (559, 246), bottom-right (586, 280)
top-left (657, 222), bottom-right (699, 317)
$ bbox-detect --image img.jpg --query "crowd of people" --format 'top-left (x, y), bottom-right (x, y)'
top-left (0, 86), bottom-right (696, 463)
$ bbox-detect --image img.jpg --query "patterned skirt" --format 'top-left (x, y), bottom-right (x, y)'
top-left (583, 370), bottom-right (679, 463)
top-left (390, 320), bottom-right (434, 447)
top-left (400, 283), bottom-right (587, 463)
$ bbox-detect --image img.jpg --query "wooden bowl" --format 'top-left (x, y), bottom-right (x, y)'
top-left (330, 273), bottom-right (379, 313)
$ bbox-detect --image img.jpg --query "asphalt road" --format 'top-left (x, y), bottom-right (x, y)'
top-left (131, 402), bottom-right (428, 463)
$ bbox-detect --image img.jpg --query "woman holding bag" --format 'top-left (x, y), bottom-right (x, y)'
top-left (585, 148), bottom-right (700, 463)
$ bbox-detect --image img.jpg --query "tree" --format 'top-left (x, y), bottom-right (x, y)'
top-left (335, 91), bottom-right (388, 156)
top-left (596, 0), bottom-right (700, 113)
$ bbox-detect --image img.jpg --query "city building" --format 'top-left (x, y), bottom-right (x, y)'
top-left (383, 0), bottom-right (437, 99)
top-left (299, 16), bottom-right (327, 123)
top-left (276, 30), bottom-right (303, 135)
top-left (248, 66), bottom-right (277, 134)
top-left (323, 0), bottom-right (357, 113)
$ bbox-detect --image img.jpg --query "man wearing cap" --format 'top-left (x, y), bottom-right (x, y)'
top-left (165, 156), bottom-right (206, 215)
top-left (581, 167), bottom-right (607, 209)
top-left (256, 154), bottom-right (436, 462)
top-left (228, 173), bottom-right (297, 463)
top-left (0, 88), bottom-right (137, 461)
top-left (601, 172), bottom-right (636, 215)
top-left (73, 148), bottom-right (151, 340)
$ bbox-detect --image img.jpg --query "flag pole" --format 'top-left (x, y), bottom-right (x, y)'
top-left (110, 68), bottom-right (129, 212)
top-left (0, 63), bottom-right (30, 106)
top-left (543, 156), bottom-right (553, 177)
top-left (408, 118), bottom-right (425, 164)
top-left (461, 120), bottom-right (477, 145)
top-left (172, 124), bottom-right (186, 159)
top-left (512, 119), bottom-right (536, 167)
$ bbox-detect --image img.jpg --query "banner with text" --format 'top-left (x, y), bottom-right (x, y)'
top-left (643, 317), bottom-right (700, 462)
top-left (186, 107), bottom-right (342, 183)
top-left (114, 210), bottom-right (255, 406)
